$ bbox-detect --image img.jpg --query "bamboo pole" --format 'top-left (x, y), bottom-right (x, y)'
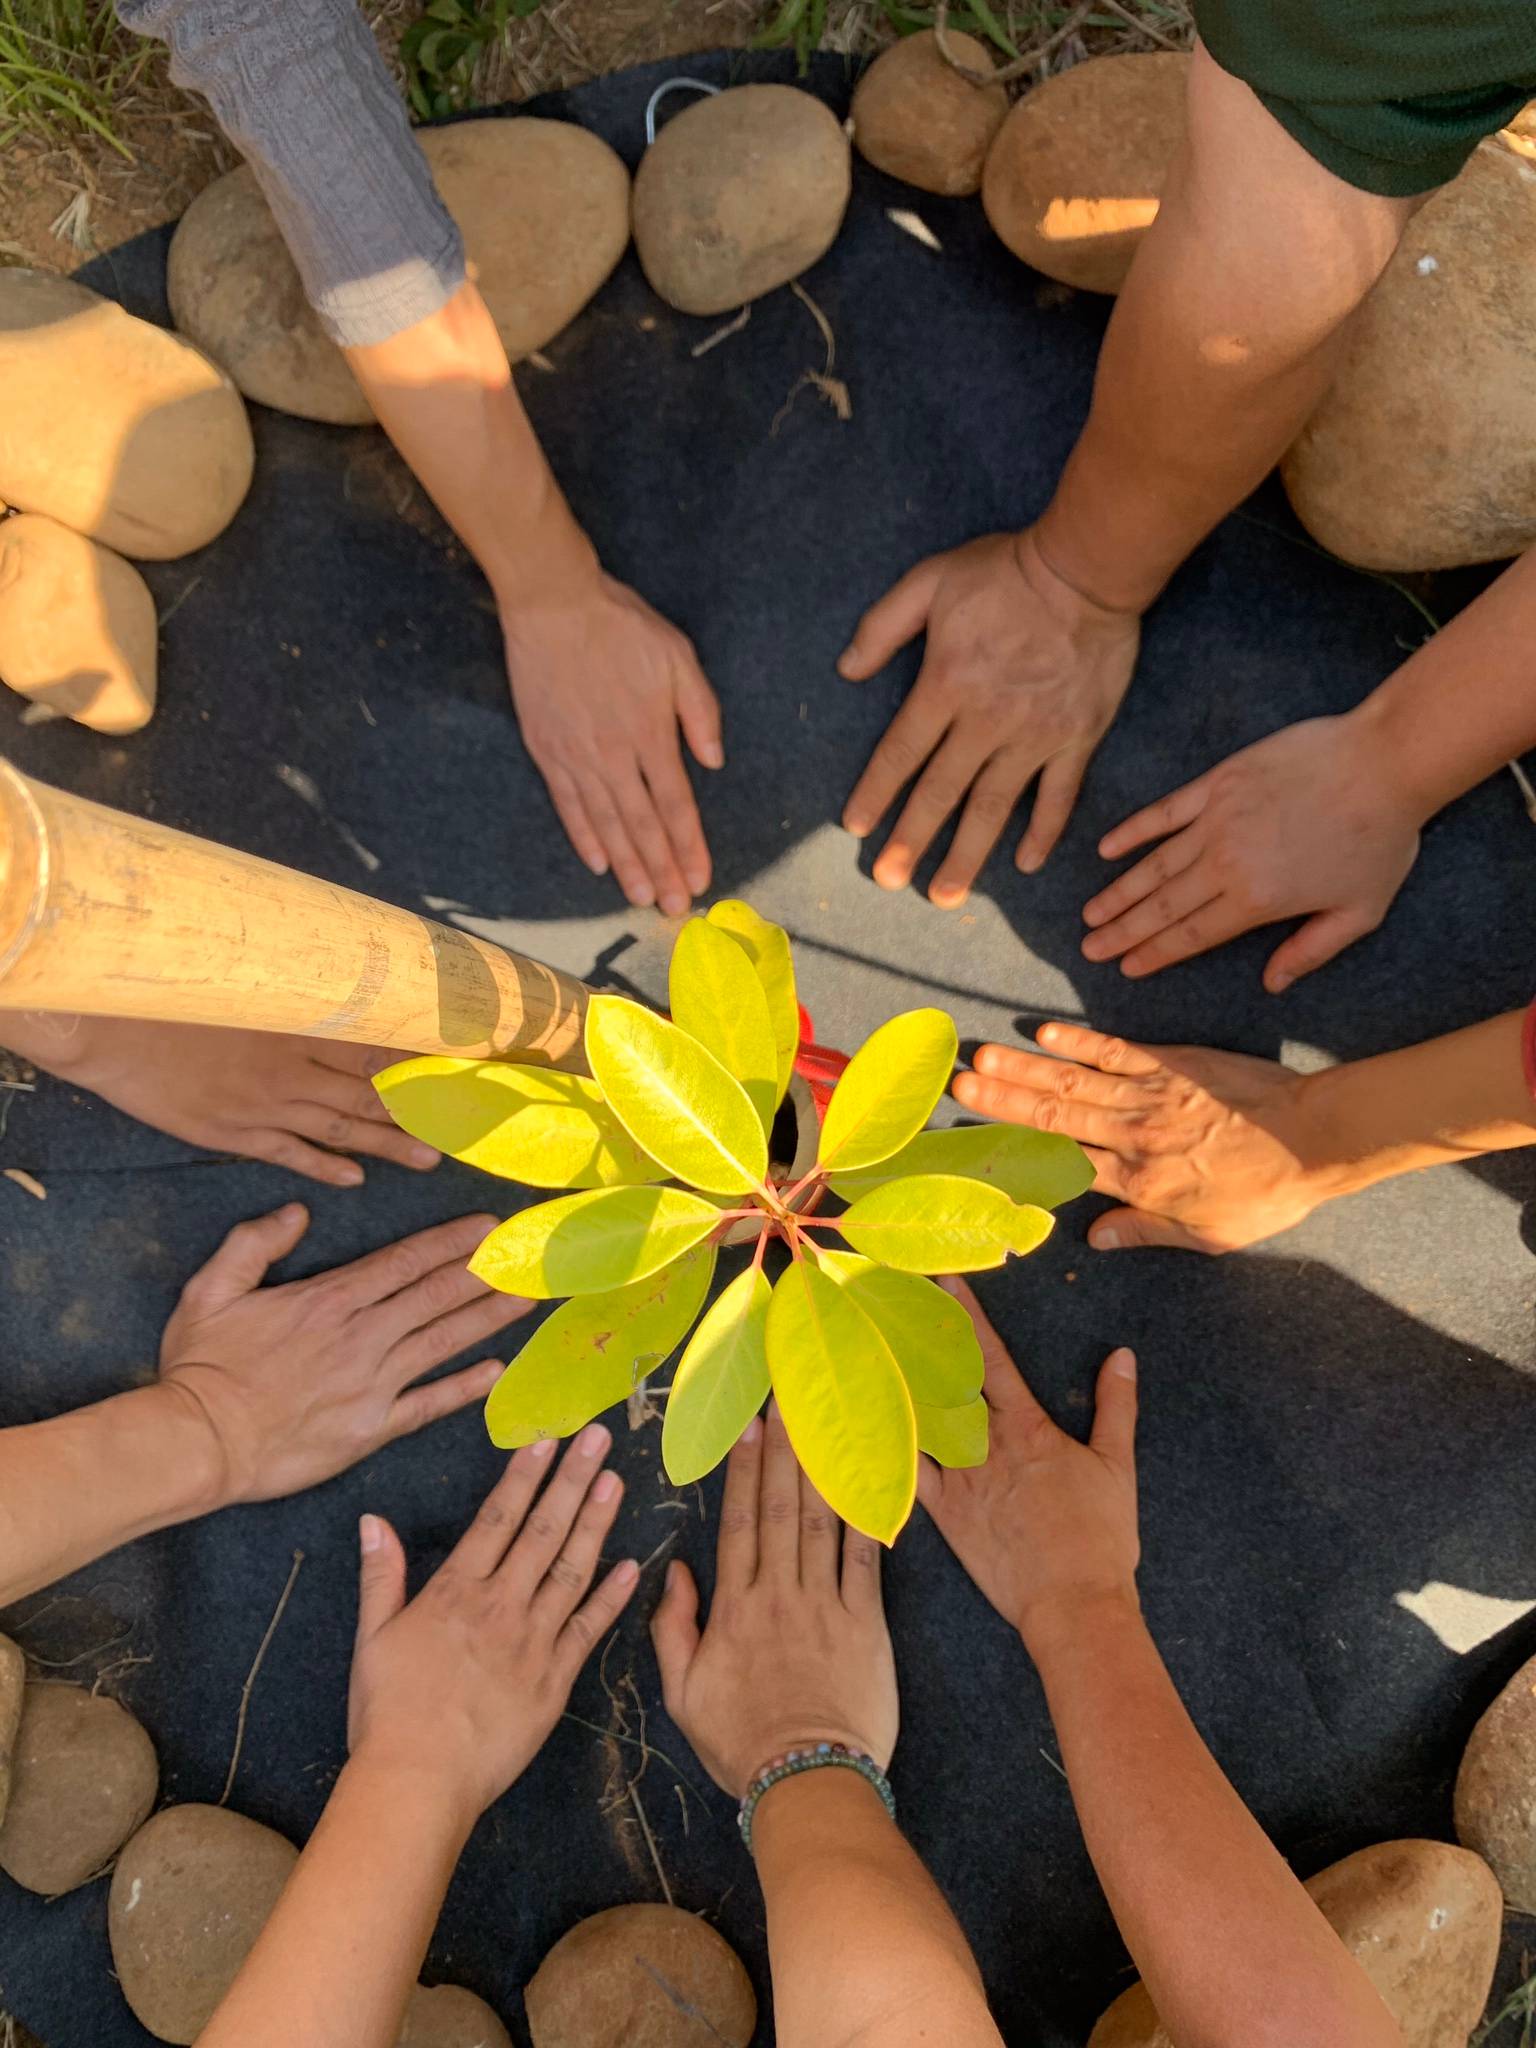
top-left (0, 760), bottom-right (589, 1069)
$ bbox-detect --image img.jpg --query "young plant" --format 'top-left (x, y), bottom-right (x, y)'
top-left (375, 902), bottom-right (1090, 1542)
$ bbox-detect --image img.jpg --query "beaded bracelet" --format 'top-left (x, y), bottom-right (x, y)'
top-left (737, 1742), bottom-right (895, 1853)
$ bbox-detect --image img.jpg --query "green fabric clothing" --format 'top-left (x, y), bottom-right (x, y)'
top-left (1194, 0), bottom-right (1536, 195)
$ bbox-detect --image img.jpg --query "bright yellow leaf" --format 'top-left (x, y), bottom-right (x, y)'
top-left (829, 1121), bottom-right (1092, 1210)
top-left (469, 1185), bottom-right (720, 1298)
top-left (818, 1251), bottom-right (983, 1406)
top-left (662, 1265), bottom-right (772, 1484)
top-left (706, 900), bottom-right (799, 1107)
top-left (765, 1260), bottom-right (917, 1545)
top-left (485, 1245), bottom-right (715, 1448)
top-left (816, 1008), bottom-right (957, 1173)
top-left (668, 918), bottom-right (778, 1139)
top-left (838, 1173), bottom-right (1053, 1274)
top-left (916, 1396), bottom-right (989, 1468)
top-left (585, 994), bottom-right (767, 1196)
top-left (373, 1055), bottom-right (664, 1188)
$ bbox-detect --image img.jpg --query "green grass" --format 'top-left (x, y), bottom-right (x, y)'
top-left (0, 0), bottom-right (148, 155)
top-left (1476, 1963), bottom-right (1536, 2048)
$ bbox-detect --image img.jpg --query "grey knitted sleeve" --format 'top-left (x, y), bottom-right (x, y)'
top-left (116, 0), bottom-right (466, 346)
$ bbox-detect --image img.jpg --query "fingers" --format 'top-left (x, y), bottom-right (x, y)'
top-left (757, 1400), bottom-right (803, 1578)
top-left (842, 674), bottom-right (950, 841)
top-left (354, 1513), bottom-right (408, 1652)
top-left (1089, 1349), bottom-right (1138, 1475)
top-left (951, 1063), bottom-right (1142, 1153)
top-left (370, 1249), bottom-right (514, 1350)
top-left (934, 1277), bottom-right (1041, 1422)
top-left (608, 757), bottom-right (693, 917)
top-left (178, 1202), bottom-right (309, 1315)
top-left (532, 1461), bottom-right (626, 1632)
top-left (1117, 896), bottom-right (1243, 980)
top-left (1017, 744), bottom-right (1091, 876)
top-left (387, 1290), bottom-right (535, 1386)
top-left (840, 1522), bottom-right (883, 1615)
top-left (1032, 1022), bottom-right (1163, 1078)
top-left (930, 748), bottom-right (1033, 907)
top-left (675, 662), bottom-right (725, 773)
top-left (870, 729), bottom-right (991, 891)
top-left (449, 1438), bottom-right (557, 1577)
top-left (326, 1214), bottom-right (499, 1314)
top-left (247, 1128), bottom-right (365, 1187)
top-left (1098, 772), bottom-right (1209, 861)
top-left (716, 1415), bottom-right (763, 1592)
top-left (283, 1098), bottom-right (440, 1173)
top-left (499, 1423), bottom-right (614, 1592)
top-left (557, 1558), bottom-right (640, 1675)
top-left (837, 557), bottom-right (943, 681)
top-left (638, 730), bottom-right (711, 903)
top-left (1088, 1205), bottom-right (1224, 1256)
top-left (387, 1356), bottom-right (504, 1439)
top-left (1264, 905), bottom-right (1378, 994)
top-left (1082, 829), bottom-right (1202, 934)
top-left (797, 1463), bottom-right (840, 1590)
top-left (967, 1041), bottom-right (1151, 1110)
top-left (542, 760), bottom-right (611, 879)
top-left (650, 1559), bottom-right (702, 1704)
top-left (567, 772), bottom-right (649, 906)
top-left (1081, 865), bottom-right (1221, 966)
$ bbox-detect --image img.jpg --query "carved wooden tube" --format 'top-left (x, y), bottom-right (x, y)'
top-left (0, 759), bottom-right (589, 1069)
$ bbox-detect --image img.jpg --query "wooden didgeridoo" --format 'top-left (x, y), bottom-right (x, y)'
top-left (0, 759), bottom-right (590, 1070)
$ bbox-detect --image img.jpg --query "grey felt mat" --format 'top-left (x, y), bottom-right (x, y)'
top-left (2, 48), bottom-right (1534, 2048)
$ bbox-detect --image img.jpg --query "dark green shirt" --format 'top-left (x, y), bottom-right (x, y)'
top-left (1195, 0), bottom-right (1536, 194)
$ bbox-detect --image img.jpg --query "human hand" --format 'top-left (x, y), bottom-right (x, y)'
top-left (1085, 713), bottom-right (1422, 990)
top-left (7, 1015), bottom-right (440, 1188)
top-left (839, 528), bottom-right (1140, 903)
top-left (347, 1425), bottom-right (638, 1827)
top-left (502, 568), bottom-right (721, 916)
top-left (953, 1023), bottom-right (1338, 1254)
top-left (650, 1407), bottom-right (898, 1799)
top-left (158, 1206), bottom-right (533, 1504)
top-left (919, 1281), bottom-right (1139, 1655)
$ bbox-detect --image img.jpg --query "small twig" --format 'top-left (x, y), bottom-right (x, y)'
top-left (220, 1550), bottom-right (303, 1806)
top-left (628, 1781), bottom-right (674, 1907)
top-left (933, 0), bottom-right (1094, 85)
top-left (1509, 757), bottom-right (1536, 826)
top-left (1094, 0), bottom-right (1183, 49)
top-left (635, 1531), bottom-right (678, 1580)
top-left (157, 574), bottom-right (202, 629)
top-left (691, 305), bottom-right (751, 358)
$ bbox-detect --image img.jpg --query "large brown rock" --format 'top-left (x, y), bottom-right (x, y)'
top-left (0, 269), bottom-right (253, 558)
top-left (0, 513), bottom-right (157, 733)
top-left (169, 119), bottom-right (630, 425)
top-left (851, 31), bottom-right (1008, 197)
top-left (1282, 138), bottom-right (1536, 570)
top-left (982, 52), bottom-right (1188, 294)
top-left (525, 1903), bottom-right (756, 2047)
top-left (632, 85), bottom-right (851, 316)
top-left (0, 1634), bottom-right (23, 1831)
top-left (398, 1982), bottom-right (513, 2047)
top-left (1088, 1838), bottom-right (1501, 2048)
top-left (0, 1683), bottom-right (158, 1894)
top-left (1456, 1645), bottom-right (1536, 1912)
top-left (109, 1803), bottom-right (298, 2043)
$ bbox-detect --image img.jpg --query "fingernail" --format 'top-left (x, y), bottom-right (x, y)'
top-left (1094, 1230), bottom-right (1121, 1251)
top-left (685, 869), bottom-right (710, 894)
top-left (664, 1559), bottom-right (678, 1587)
top-left (408, 1143), bottom-right (439, 1170)
top-left (740, 1416), bottom-right (762, 1444)
top-left (613, 1558), bottom-right (639, 1586)
top-left (629, 884), bottom-right (656, 908)
top-left (1018, 850), bottom-right (1043, 875)
top-left (530, 1435), bottom-right (556, 1460)
top-left (586, 853), bottom-right (610, 877)
top-left (1270, 971), bottom-right (1293, 993)
top-left (593, 1470), bottom-right (619, 1502)
top-left (338, 1162), bottom-right (365, 1186)
top-left (844, 816), bottom-right (868, 839)
top-left (931, 886), bottom-right (964, 910)
top-left (1038, 1024), bottom-right (1060, 1044)
top-left (700, 743), bottom-right (724, 769)
top-left (282, 1202), bottom-right (307, 1220)
top-left (359, 1514), bottom-right (383, 1553)
top-left (1110, 1348), bottom-right (1137, 1380)
top-left (577, 1422), bottom-right (611, 1458)
top-left (1081, 937), bottom-right (1105, 961)
top-left (660, 892), bottom-right (690, 918)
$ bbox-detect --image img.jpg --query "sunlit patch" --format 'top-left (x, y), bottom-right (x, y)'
top-left (1199, 333), bottom-right (1251, 366)
top-left (1036, 195), bottom-right (1160, 242)
top-left (1395, 1580), bottom-right (1535, 1654)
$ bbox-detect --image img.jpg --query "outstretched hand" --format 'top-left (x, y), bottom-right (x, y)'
top-left (159, 1206), bottom-right (532, 1503)
top-left (347, 1427), bottom-right (638, 1826)
top-left (840, 528), bottom-right (1140, 904)
top-left (919, 1280), bottom-right (1140, 1655)
top-left (952, 1021), bottom-right (1334, 1254)
top-left (1084, 714), bottom-right (1421, 988)
top-left (651, 1407), bottom-right (898, 1799)
top-left (503, 568), bottom-right (721, 917)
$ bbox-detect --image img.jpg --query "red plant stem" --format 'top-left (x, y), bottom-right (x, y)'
top-left (750, 1229), bottom-right (769, 1277)
top-left (782, 1164), bottom-right (827, 1209)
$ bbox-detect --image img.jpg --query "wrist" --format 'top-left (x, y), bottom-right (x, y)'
top-left (1345, 682), bottom-right (1462, 830)
top-left (1290, 1059), bottom-right (1413, 1203)
top-left (120, 1379), bottom-right (233, 1523)
top-left (340, 1747), bottom-right (481, 1850)
top-left (1019, 522), bottom-right (1144, 622)
top-left (748, 1758), bottom-right (893, 1862)
top-left (488, 484), bottom-right (601, 623)
top-left (1029, 498), bottom-right (1162, 618)
top-left (1017, 1583), bottom-right (1143, 1667)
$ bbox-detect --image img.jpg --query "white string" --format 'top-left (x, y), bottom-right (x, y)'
top-left (644, 76), bottom-right (722, 145)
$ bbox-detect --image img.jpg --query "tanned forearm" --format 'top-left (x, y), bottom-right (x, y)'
top-left (1030, 1596), bottom-right (1400, 2048)
top-left (0, 1386), bottom-right (224, 1606)
top-left (752, 1771), bottom-right (1003, 2047)
top-left (343, 279), bottom-right (598, 618)
top-left (1034, 41), bottom-right (1417, 614)
top-left (199, 1758), bottom-right (470, 2048)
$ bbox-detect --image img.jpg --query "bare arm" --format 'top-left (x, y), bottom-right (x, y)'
top-left (922, 1288), bottom-right (1401, 2048)
top-left (954, 1010), bottom-right (1535, 1255)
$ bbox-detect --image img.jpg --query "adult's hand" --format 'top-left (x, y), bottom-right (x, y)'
top-left (3, 1015), bottom-right (441, 1188)
top-left (953, 1022), bottom-right (1335, 1254)
top-left (650, 1407), bottom-right (898, 1798)
top-left (502, 569), bottom-right (721, 917)
top-left (1085, 713), bottom-right (1422, 989)
top-left (919, 1280), bottom-right (1140, 1653)
top-left (348, 1426), bottom-right (638, 1826)
top-left (159, 1206), bottom-right (532, 1502)
top-left (839, 528), bottom-right (1140, 903)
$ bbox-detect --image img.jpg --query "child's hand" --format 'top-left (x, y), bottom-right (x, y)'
top-left (650, 1406), bottom-right (898, 1800)
top-left (920, 1281), bottom-right (1141, 1657)
top-left (347, 1426), bottom-right (638, 1828)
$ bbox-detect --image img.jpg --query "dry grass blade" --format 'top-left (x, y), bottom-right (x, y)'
top-left (220, 1549), bottom-right (304, 1806)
